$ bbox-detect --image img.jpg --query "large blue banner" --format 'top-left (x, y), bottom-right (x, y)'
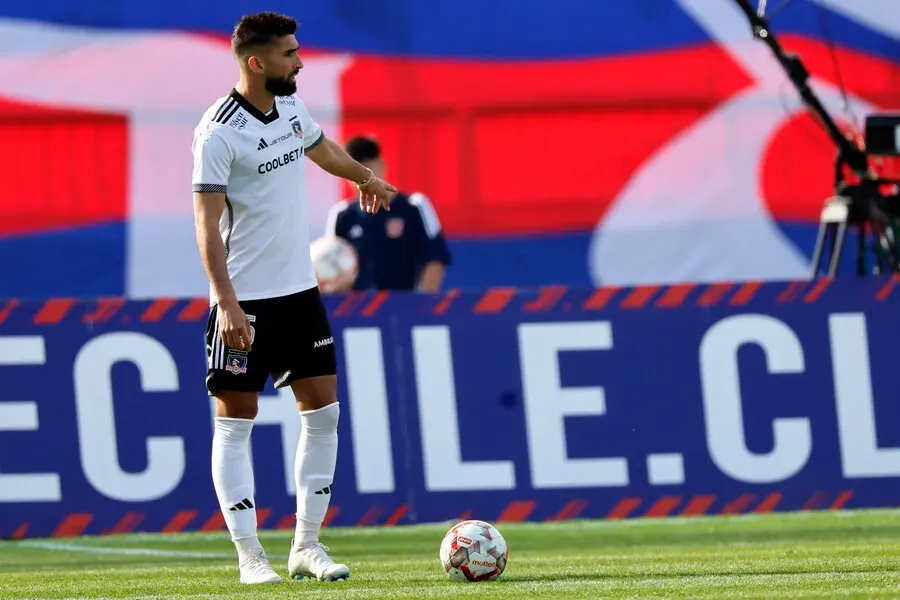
top-left (2, 278), bottom-right (899, 539)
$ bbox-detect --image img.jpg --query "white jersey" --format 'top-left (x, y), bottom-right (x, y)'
top-left (191, 89), bottom-right (325, 305)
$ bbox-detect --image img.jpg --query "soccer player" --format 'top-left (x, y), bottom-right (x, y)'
top-left (325, 135), bottom-right (452, 292)
top-left (190, 12), bottom-right (396, 585)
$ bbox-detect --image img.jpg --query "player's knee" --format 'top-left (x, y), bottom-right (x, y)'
top-left (291, 375), bottom-right (337, 412)
top-left (215, 392), bottom-right (259, 420)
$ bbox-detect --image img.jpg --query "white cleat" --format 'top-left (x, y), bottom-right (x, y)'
top-left (238, 547), bottom-right (283, 584)
top-left (288, 540), bottom-right (351, 582)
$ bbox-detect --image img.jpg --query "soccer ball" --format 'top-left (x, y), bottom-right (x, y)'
top-left (310, 235), bottom-right (358, 293)
top-left (439, 520), bottom-right (508, 582)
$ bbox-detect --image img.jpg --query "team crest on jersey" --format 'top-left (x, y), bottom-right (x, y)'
top-left (292, 120), bottom-right (303, 138)
top-left (225, 353), bottom-right (248, 375)
top-left (386, 218), bottom-right (405, 238)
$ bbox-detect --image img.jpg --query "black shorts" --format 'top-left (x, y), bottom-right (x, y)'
top-left (205, 287), bottom-right (337, 395)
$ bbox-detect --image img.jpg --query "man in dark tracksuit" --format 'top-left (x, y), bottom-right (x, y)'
top-left (325, 135), bottom-right (451, 292)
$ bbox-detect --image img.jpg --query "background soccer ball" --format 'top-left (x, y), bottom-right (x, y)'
top-left (439, 519), bottom-right (508, 582)
top-left (310, 235), bottom-right (358, 294)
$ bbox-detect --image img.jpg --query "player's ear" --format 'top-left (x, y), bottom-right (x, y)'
top-left (247, 55), bottom-right (265, 74)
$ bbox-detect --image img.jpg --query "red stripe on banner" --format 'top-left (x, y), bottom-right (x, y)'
top-left (547, 499), bottom-right (589, 522)
top-left (53, 513), bottom-right (93, 538)
top-left (523, 285), bottom-right (568, 312)
top-left (334, 292), bottom-right (368, 317)
top-left (11, 523), bottom-right (29, 539)
top-left (696, 283), bottom-right (734, 307)
top-left (776, 281), bottom-right (808, 304)
top-left (83, 298), bottom-right (126, 323)
top-left (721, 494), bottom-right (756, 515)
top-left (474, 288), bottom-right (517, 314)
top-left (257, 508), bottom-right (272, 528)
top-left (360, 291), bottom-right (389, 317)
top-left (753, 493), bottom-right (782, 514)
top-left (644, 496), bottom-right (682, 517)
top-left (457, 510), bottom-right (474, 522)
top-left (0, 299), bottom-right (19, 325)
top-left (384, 504), bottom-right (409, 526)
top-left (803, 278), bottom-right (832, 303)
top-left (583, 287), bottom-right (619, 310)
top-left (324, 506), bottom-right (340, 527)
top-left (620, 286), bottom-right (659, 309)
top-left (109, 512), bottom-right (144, 535)
top-left (729, 281), bottom-right (763, 306)
top-left (162, 510), bottom-right (198, 533)
top-left (680, 495), bottom-right (716, 516)
top-left (275, 514), bottom-right (296, 530)
top-left (141, 298), bottom-right (179, 322)
top-left (655, 284), bottom-right (695, 308)
top-left (876, 274), bottom-right (900, 301)
top-left (803, 492), bottom-right (828, 511)
top-left (177, 299), bottom-right (210, 321)
top-left (33, 298), bottom-right (76, 324)
top-left (356, 506), bottom-right (381, 527)
top-left (497, 500), bottom-right (537, 522)
top-left (433, 289), bottom-right (461, 315)
top-left (199, 512), bottom-right (226, 532)
top-left (607, 498), bottom-right (642, 519)
top-left (830, 490), bottom-right (853, 510)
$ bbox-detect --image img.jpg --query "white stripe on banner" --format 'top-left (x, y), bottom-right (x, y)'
top-left (809, 0), bottom-right (900, 42)
top-left (409, 193), bottom-right (442, 239)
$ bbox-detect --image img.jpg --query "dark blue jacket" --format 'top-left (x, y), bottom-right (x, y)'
top-left (327, 192), bottom-right (452, 291)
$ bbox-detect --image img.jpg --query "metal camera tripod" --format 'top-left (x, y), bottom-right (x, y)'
top-left (733, 0), bottom-right (900, 277)
top-left (810, 176), bottom-right (900, 277)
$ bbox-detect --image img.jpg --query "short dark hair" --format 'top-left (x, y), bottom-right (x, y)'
top-left (232, 12), bottom-right (298, 56)
top-left (345, 135), bottom-right (381, 163)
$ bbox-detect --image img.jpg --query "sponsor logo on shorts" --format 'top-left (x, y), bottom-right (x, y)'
top-left (225, 352), bottom-right (248, 374)
top-left (314, 337), bottom-right (334, 348)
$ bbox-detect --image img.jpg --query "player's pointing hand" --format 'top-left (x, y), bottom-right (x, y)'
top-left (357, 169), bottom-right (397, 214)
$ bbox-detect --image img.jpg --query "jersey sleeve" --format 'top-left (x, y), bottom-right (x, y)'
top-left (191, 128), bottom-right (234, 194)
top-left (295, 99), bottom-right (325, 152)
top-left (410, 193), bottom-right (452, 265)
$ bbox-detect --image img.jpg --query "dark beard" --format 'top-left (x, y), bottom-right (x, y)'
top-left (264, 75), bottom-right (297, 97)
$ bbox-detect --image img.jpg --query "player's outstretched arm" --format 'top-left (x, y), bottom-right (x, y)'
top-left (193, 191), bottom-right (252, 351)
top-left (306, 136), bottom-right (397, 214)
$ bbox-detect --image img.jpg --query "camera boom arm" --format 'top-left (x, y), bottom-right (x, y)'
top-left (731, 0), bottom-right (869, 172)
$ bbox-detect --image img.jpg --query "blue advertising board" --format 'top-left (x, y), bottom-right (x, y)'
top-left (1, 277), bottom-right (899, 539)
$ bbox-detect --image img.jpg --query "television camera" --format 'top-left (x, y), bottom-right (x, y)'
top-left (735, 0), bottom-right (900, 277)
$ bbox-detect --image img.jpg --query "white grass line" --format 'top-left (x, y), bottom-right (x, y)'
top-left (17, 541), bottom-right (251, 560)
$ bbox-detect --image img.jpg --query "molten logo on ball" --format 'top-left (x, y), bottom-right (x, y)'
top-left (439, 520), bottom-right (508, 582)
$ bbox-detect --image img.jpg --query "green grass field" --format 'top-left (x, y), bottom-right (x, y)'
top-left (2, 509), bottom-right (899, 599)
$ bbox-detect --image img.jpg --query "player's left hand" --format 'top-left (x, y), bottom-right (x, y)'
top-left (358, 177), bottom-right (397, 214)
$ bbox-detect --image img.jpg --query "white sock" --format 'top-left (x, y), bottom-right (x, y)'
top-left (211, 417), bottom-right (260, 553)
top-left (294, 402), bottom-right (339, 547)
